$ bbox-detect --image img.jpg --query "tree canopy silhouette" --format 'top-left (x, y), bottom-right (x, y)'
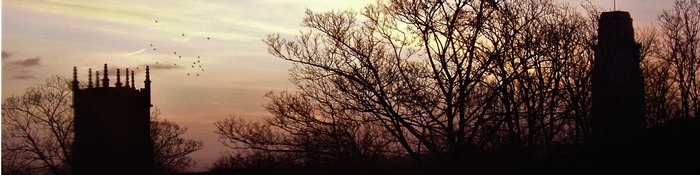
top-left (216, 0), bottom-right (601, 173)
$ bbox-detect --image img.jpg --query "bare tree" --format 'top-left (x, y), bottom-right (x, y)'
top-left (1, 143), bottom-right (35, 175)
top-left (637, 27), bottom-right (679, 126)
top-left (480, 1), bottom-right (596, 150)
top-left (253, 0), bottom-right (601, 171)
top-left (263, 0), bottom-right (499, 168)
top-left (151, 109), bottom-right (204, 174)
top-left (2, 76), bottom-right (73, 175)
top-left (2, 76), bottom-right (203, 174)
top-left (215, 91), bottom-right (394, 166)
top-left (658, 0), bottom-right (700, 119)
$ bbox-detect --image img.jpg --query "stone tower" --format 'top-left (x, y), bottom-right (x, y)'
top-left (591, 11), bottom-right (645, 147)
top-left (71, 64), bottom-right (153, 175)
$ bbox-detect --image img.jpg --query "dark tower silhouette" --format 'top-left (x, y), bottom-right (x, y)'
top-left (591, 11), bottom-right (645, 152)
top-left (72, 64), bottom-right (154, 175)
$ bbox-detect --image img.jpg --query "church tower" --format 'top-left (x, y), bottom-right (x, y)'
top-left (71, 64), bottom-right (154, 175)
top-left (591, 11), bottom-right (646, 148)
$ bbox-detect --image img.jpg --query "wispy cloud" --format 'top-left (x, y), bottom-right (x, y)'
top-left (2, 0), bottom-right (338, 42)
top-left (126, 48), bottom-right (147, 56)
top-left (4, 57), bottom-right (41, 70)
top-left (3, 56), bottom-right (42, 80)
top-left (6, 0), bottom-right (153, 26)
top-left (141, 63), bottom-right (184, 70)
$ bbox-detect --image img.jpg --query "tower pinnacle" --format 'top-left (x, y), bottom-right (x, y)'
top-left (102, 64), bottom-right (109, 88)
top-left (88, 68), bottom-right (93, 88)
top-left (125, 68), bottom-right (130, 88)
top-left (116, 69), bottom-right (122, 87)
top-left (131, 71), bottom-right (135, 89)
top-left (145, 66), bottom-right (151, 91)
top-left (72, 66), bottom-right (79, 90)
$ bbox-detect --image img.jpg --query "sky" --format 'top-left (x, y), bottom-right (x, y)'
top-left (1, 0), bottom-right (676, 172)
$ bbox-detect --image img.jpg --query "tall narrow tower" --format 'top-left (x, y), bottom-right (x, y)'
top-left (72, 64), bottom-right (153, 175)
top-left (591, 11), bottom-right (645, 147)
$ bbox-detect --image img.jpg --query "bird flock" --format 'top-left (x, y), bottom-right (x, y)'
top-left (139, 19), bottom-right (212, 77)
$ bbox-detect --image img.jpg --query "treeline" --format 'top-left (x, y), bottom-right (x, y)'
top-left (212, 0), bottom-right (699, 174)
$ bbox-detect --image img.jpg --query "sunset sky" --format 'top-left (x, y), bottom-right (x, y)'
top-left (1, 0), bottom-right (675, 171)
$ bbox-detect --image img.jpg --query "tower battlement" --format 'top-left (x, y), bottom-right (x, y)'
top-left (71, 64), bottom-right (154, 175)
